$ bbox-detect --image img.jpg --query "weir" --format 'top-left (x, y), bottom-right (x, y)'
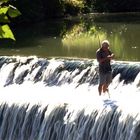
top-left (0, 56), bottom-right (140, 140)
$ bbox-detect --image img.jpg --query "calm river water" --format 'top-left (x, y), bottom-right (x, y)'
top-left (0, 13), bottom-right (140, 61)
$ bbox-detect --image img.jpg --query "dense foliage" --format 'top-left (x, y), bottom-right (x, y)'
top-left (1, 0), bottom-right (140, 46)
top-left (11, 0), bottom-right (140, 24)
top-left (0, 0), bottom-right (21, 40)
top-left (90, 0), bottom-right (140, 12)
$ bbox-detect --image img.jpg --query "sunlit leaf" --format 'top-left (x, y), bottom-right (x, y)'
top-left (0, 25), bottom-right (15, 40)
top-left (0, 7), bottom-right (9, 14)
top-left (8, 5), bottom-right (21, 18)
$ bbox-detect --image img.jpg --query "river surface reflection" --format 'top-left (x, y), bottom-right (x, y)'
top-left (0, 13), bottom-right (140, 61)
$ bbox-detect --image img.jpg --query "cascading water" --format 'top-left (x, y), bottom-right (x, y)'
top-left (0, 56), bottom-right (140, 140)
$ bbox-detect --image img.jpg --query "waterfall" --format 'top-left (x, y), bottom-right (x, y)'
top-left (0, 102), bottom-right (140, 140)
top-left (0, 56), bottom-right (140, 87)
top-left (0, 56), bottom-right (140, 140)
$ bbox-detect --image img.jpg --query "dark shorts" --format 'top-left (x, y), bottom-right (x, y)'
top-left (99, 72), bottom-right (112, 85)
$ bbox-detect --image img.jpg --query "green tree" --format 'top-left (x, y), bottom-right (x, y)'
top-left (0, 0), bottom-right (21, 40)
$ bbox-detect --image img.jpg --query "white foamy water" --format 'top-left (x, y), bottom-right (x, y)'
top-left (0, 56), bottom-right (140, 140)
top-left (0, 80), bottom-right (140, 113)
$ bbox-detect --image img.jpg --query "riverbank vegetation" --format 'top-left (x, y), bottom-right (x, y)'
top-left (62, 21), bottom-right (124, 59)
top-left (0, 0), bottom-right (140, 56)
top-left (62, 23), bottom-right (106, 48)
top-left (11, 0), bottom-right (140, 24)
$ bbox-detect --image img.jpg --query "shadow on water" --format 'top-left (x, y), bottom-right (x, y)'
top-left (103, 99), bottom-right (118, 109)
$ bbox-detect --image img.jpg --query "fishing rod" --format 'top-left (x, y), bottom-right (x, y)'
top-left (97, 34), bottom-right (101, 48)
